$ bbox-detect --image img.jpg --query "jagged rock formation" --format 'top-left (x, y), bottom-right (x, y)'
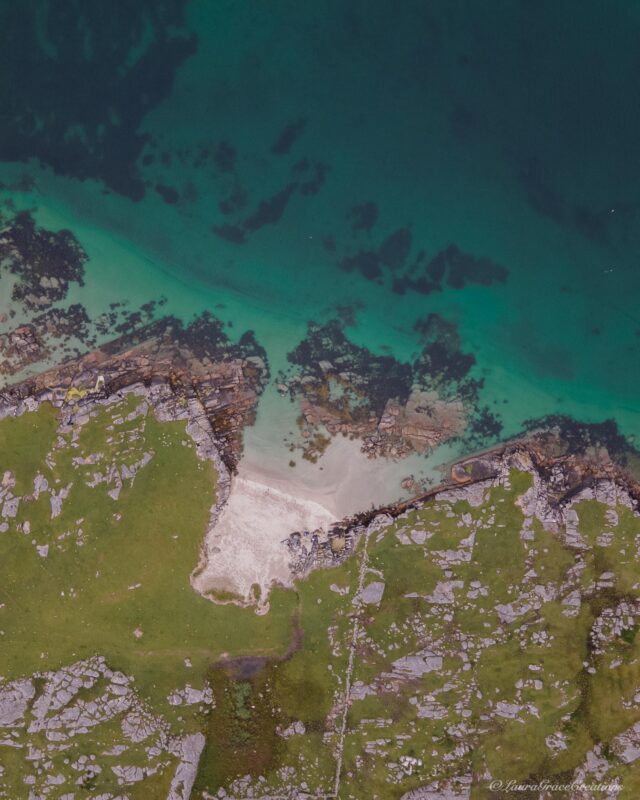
top-left (0, 313), bottom-right (268, 472)
top-left (280, 317), bottom-right (501, 462)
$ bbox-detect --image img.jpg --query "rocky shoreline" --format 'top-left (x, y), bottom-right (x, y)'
top-left (3, 319), bottom-right (640, 612)
top-left (286, 429), bottom-right (640, 581)
top-left (0, 315), bottom-right (275, 613)
top-left (0, 313), bottom-right (268, 474)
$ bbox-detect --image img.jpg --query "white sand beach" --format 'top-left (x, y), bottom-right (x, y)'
top-left (191, 467), bottom-right (337, 610)
top-left (191, 389), bottom-right (461, 610)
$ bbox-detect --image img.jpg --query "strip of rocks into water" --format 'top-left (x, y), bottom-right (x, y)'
top-left (285, 431), bottom-right (640, 581)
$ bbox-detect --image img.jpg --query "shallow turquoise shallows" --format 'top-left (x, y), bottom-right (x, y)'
top-left (1, 0), bottom-right (639, 501)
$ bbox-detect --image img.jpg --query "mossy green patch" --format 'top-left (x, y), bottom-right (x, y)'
top-left (0, 400), bottom-right (297, 711)
top-left (0, 402), bottom-right (58, 495)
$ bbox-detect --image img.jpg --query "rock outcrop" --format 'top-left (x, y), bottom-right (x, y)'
top-left (0, 313), bottom-right (268, 473)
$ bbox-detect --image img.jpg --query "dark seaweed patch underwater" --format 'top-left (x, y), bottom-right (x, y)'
top-left (0, 0), bottom-right (639, 458)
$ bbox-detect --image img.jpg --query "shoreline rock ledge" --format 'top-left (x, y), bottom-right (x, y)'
top-left (0, 314), bottom-right (269, 474)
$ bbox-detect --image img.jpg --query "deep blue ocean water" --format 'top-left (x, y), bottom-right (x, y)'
top-left (1, 0), bottom-right (639, 499)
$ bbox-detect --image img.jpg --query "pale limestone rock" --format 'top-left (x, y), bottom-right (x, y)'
top-left (0, 679), bottom-right (35, 725)
top-left (611, 720), bottom-right (640, 764)
top-left (393, 651), bottom-right (442, 677)
top-left (360, 581), bottom-right (385, 605)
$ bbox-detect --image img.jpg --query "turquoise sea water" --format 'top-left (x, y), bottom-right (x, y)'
top-left (1, 0), bottom-right (639, 501)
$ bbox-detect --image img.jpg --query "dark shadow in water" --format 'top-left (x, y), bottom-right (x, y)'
top-left (271, 118), bottom-right (307, 156)
top-left (0, 0), bottom-right (196, 200)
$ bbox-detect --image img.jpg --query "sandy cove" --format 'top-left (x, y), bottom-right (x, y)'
top-left (188, 417), bottom-right (435, 612)
top-left (189, 432), bottom-right (435, 613)
top-left (191, 468), bottom-right (337, 612)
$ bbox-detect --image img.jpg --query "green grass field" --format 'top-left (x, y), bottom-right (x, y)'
top-left (1, 400), bottom-right (640, 798)
top-left (0, 398), bottom-right (297, 708)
